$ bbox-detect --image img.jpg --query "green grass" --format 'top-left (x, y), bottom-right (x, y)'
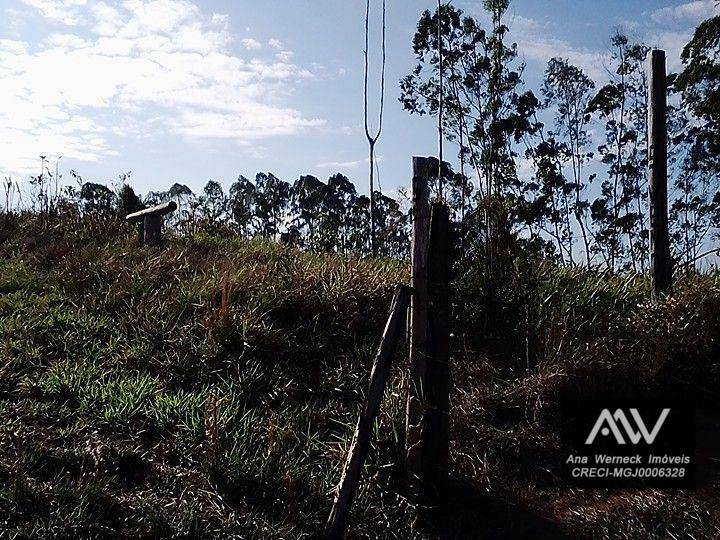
top-left (1, 218), bottom-right (720, 538)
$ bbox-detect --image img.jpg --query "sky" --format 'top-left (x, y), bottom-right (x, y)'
top-left (0, 0), bottom-right (717, 199)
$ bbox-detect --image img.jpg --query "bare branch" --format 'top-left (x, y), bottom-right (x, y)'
top-left (364, 0), bottom-right (386, 144)
top-left (363, 0), bottom-right (387, 256)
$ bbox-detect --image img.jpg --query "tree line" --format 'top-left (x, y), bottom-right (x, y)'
top-left (400, 1), bottom-right (720, 270)
top-left (4, 1), bottom-right (718, 270)
top-left (16, 170), bottom-right (409, 259)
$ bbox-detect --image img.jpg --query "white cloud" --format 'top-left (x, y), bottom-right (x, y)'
top-left (0, 38), bottom-right (28, 54)
top-left (268, 38), bottom-right (283, 50)
top-left (21, 0), bottom-right (87, 25)
top-left (171, 107), bottom-right (325, 139)
top-left (276, 50), bottom-right (294, 62)
top-left (43, 32), bottom-right (87, 48)
top-left (2, 0), bottom-right (324, 177)
top-left (511, 16), bottom-right (610, 81)
top-left (508, 3), bottom-right (716, 83)
top-left (316, 159), bottom-right (365, 169)
top-left (241, 37), bottom-right (261, 50)
top-left (649, 0), bottom-right (718, 26)
top-left (642, 1), bottom-right (719, 70)
top-left (315, 156), bottom-right (382, 169)
top-left (516, 156), bottom-right (534, 181)
top-left (651, 30), bottom-right (696, 70)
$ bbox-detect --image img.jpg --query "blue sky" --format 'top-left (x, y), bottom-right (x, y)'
top-left (0, 0), bottom-right (716, 199)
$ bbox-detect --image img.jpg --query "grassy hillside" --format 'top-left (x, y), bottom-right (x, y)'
top-left (2, 217), bottom-right (720, 538)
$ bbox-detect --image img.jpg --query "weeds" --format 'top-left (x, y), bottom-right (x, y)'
top-left (1, 217), bottom-right (719, 538)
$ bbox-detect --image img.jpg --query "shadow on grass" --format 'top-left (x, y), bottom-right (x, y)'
top-left (424, 478), bottom-right (569, 540)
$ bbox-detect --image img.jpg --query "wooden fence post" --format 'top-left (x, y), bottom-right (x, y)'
top-left (424, 202), bottom-right (451, 495)
top-left (125, 201), bottom-right (177, 247)
top-left (405, 157), bottom-right (431, 496)
top-left (144, 214), bottom-right (162, 246)
top-left (326, 285), bottom-right (411, 540)
top-left (648, 49), bottom-right (672, 296)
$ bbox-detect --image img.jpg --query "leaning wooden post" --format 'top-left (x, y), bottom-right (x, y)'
top-left (405, 157), bottom-right (431, 496)
top-left (423, 202), bottom-right (451, 496)
top-left (125, 201), bottom-right (177, 246)
top-left (648, 49), bottom-right (672, 296)
top-left (326, 285), bottom-right (411, 540)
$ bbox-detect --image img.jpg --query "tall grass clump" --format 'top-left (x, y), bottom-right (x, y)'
top-left (0, 217), bottom-right (412, 538)
top-left (2, 213), bottom-right (720, 538)
top-left (451, 257), bottom-right (720, 539)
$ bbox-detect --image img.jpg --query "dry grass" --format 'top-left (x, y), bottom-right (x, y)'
top-left (1, 215), bottom-right (720, 538)
top-left (451, 260), bottom-right (720, 539)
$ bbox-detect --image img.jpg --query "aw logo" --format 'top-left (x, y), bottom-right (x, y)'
top-left (585, 408), bottom-right (671, 445)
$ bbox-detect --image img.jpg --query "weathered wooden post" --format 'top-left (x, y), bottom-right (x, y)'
top-left (648, 49), bottom-right (672, 296)
top-left (405, 157), bottom-right (431, 495)
top-left (125, 201), bottom-right (177, 246)
top-left (326, 285), bottom-right (411, 540)
top-left (424, 202), bottom-right (451, 494)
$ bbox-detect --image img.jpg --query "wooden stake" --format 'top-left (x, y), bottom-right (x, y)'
top-left (126, 201), bottom-right (177, 247)
top-left (424, 202), bottom-right (451, 495)
top-left (405, 157), bottom-right (431, 496)
top-left (326, 285), bottom-right (411, 540)
top-left (648, 49), bottom-right (672, 296)
top-left (144, 214), bottom-right (162, 246)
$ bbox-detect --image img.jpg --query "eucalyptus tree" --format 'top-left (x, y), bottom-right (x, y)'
top-left (676, 13), bottom-right (720, 178)
top-left (399, 4), bottom-right (480, 204)
top-left (164, 182), bottom-right (195, 231)
top-left (522, 136), bottom-right (572, 263)
top-left (80, 182), bottom-right (116, 218)
top-left (541, 58), bottom-right (595, 265)
top-left (291, 174), bottom-right (326, 248)
top-left (400, 1), bottom-right (534, 262)
top-left (348, 195), bottom-right (371, 253)
top-left (229, 175), bottom-right (256, 237)
top-left (587, 32), bottom-right (649, 272)
top-left (422, 157), bottom-right (471, 225)
top-left (197, 180), bottom-right (227, 231)
top-left (483, 0), bottom-right (525, 203)
top-left (117, 184), bottom-right (143, 218)
top-left (673, 12), bottom-right (720, 266)
top-left (254, 172), bottom-right (291, 239)
top-left (374, 192), bottom-right (409, 258)
top-left (323, 174), bottom-right (358, 252)
top-left (168, 182), bottom-right (194, 202)
top-left (670, 137), bottom-right (717, 266)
